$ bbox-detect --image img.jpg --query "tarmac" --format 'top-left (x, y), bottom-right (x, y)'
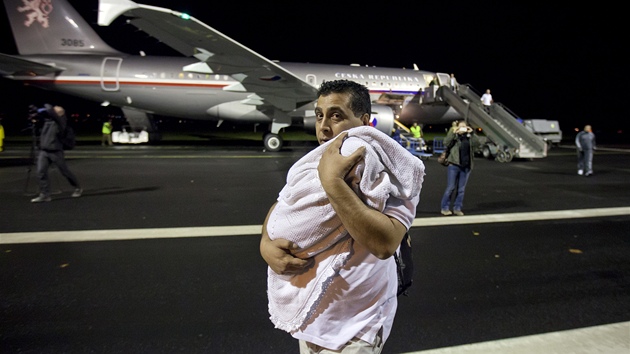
top-left (1, 137), bottom-right (629, 353)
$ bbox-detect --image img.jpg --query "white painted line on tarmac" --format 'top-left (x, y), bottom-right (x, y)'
top-left (2, 207), bottom-right (629, 244)
top-left (401, 321), bottom-right (630, 354)
top-left (0, 225), bottom-right (262, 244)
top-left (410, 207), bottom-right (630, 227)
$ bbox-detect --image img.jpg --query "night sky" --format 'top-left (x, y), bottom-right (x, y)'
top-left (0, 1), bottom-right (625, 138)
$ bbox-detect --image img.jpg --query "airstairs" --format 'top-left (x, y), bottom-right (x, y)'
top-left (431, 85), bottom-right (547, 162)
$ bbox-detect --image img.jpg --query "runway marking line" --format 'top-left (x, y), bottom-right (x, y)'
top-left (402, 321), bottom-right (629, 354)
top-left (2, 207), bottom-right (629, 244)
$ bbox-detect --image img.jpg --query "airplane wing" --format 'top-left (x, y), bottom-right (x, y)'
top-left (98, 0), bottom-right (318, 112)
top-left (0, 53), bottom-right (64, 76)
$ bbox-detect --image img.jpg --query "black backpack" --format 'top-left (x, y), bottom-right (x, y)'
top-left (59, 125), bottom-right (76, 150)
top-left (394, 232), bottom-right (414, 296)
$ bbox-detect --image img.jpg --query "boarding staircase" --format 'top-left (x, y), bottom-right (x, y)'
top-left (432, 85), bottom-right (547, 162)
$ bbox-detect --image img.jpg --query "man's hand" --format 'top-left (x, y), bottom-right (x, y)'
top-left (261, 202), bottom-right (313, 274)
top-left (318, 131), bottom-right (365, 188)
top-left (260, 236), bottom-right (313, 275)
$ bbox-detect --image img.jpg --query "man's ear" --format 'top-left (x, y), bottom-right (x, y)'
top-left (361, 113), bottom-right (370, 126)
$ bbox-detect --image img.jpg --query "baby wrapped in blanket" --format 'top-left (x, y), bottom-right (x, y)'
top-left (266, 125), bottom-right (425, 332)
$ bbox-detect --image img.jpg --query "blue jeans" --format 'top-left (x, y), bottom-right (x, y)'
top-left (440, 164), bottom-right (471, 211)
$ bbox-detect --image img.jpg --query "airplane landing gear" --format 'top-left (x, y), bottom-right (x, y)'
top-left (263, 132), bottom-right (283, 152)
top-left (481, 143), bottom-right (514, 162)
top-left (495, 150), bottom-right (514, 163)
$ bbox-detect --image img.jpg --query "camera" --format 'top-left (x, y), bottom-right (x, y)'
top-left (27, 105), bottom-right (39, 119)
top-left (27, 104), bottom-right (50, 120)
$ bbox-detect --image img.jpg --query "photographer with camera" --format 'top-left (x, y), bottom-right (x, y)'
top-left (439, 121), bottom-right (482, 216)
top-left (29, 104), bottom-right (82, 203)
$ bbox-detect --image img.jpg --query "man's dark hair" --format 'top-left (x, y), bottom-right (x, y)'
top-left (317, 80), bottom-right (371, 119)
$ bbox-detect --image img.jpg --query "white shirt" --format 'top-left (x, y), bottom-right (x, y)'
top-left (481, 93), bottom-right (493, 106)
top-left (291, 195), bottom-right (419, 350)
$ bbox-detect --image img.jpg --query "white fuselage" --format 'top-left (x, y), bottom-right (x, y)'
top-left (11, 55), bottom-right (459, 125)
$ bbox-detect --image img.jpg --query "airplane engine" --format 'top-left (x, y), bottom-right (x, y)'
top-left (369, 104), bottom-right (396, 136)
top-left (207, 102), bottom-right (271, 122)
top-left (303, 104), bottom-right (396, 137)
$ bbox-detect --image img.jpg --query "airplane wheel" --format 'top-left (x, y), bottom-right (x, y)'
top-left (504, 151), bottom-right (514, 162)
top-left (496, 150), bottom-right (508, 163)
top-left (264, 133), bottom-right (283, 152)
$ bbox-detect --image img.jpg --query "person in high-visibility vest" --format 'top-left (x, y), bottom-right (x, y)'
top-left (0, 115), bottom-right (5, 152)
top-left (410, 122), bottom-right (422, 139)
top-left (409, 122), bottom-right (424, 151)
top-left (101, 119), bottom-right (113, 146)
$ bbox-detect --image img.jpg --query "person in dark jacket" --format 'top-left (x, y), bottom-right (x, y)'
top-left (30, 104), bottom-right (82, 203)
top-left (575, 124), bottom-right (596, 176)
top-left (440, 121), bottom-right (482, 216)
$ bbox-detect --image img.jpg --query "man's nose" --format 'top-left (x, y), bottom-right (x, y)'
top-left (318, 118), bottom-right (331, 131)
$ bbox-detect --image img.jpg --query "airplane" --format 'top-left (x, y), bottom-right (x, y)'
top-left (0, 0), bottom-right (461, 151)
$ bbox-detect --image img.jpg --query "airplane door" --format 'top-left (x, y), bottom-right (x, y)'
top-left (101, 57), bottom-right (122, 91)
top-left (305, 74), bottom-right (317, 86)
top-left (436, 73), bottom-right (450, 86)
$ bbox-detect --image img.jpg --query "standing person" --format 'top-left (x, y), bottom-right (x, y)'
top-left (575, 124), bottom-right (596, 176)
top-left (0, 115), bottom-right (4, 152)
top-left (30, 104), bottom-right (82, 203)
top-left (480, 89), bottom-right (493, 112)
top-left (260, 79), bottom-right (425, 353)
top-left (410, 122), bottom-right (422, 140)
top-left (450, 73), bottom-right (459, 92)
top-left (101, 118), bottom-right (113, 146)
top-left (409, 122), bottom-right (424, 151)
top-left (440, 121), bottom-right (482, 216)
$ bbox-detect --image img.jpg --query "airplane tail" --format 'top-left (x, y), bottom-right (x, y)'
top-left (3, 0), bottom-right (121, 55)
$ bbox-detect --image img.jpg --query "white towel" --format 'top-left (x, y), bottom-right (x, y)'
top-left (266, 125), bottom-right (425, 332)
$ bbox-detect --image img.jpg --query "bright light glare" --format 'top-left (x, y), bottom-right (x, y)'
top-left (65, 16), bottom-right (78, 28)
top-left (180, 13), bottom-right (190, 20)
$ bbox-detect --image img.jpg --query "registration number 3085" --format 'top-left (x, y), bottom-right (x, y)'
top-left (61, 38), bottom-right (85, 47)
